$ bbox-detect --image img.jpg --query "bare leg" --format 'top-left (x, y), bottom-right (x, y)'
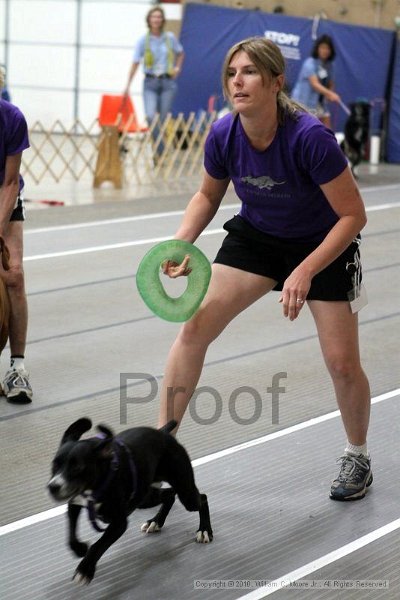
top-left (2, 221), bottom-right (27, 356)
top-left (158, 264), bottom-right (277, 429)
top-left (308, 300), bottom-right (370, 445)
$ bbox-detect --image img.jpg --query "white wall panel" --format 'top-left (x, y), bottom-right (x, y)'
top-left (0, 0), bottom-right (5, 29)
top-left (8, 45), bottom-right (75, 88)
top-left (79, 47), bottom-right (143, 93)
top-left (0, 0), bottom-right (5, 30)
top-left (9, 0), bottom-right (77, 44)
top-left (11, 89), bottom-right (74, 127)
top-left (2, 0), bottom-right (180, 126)
top-left (81, 2), bottom-right (148, 46)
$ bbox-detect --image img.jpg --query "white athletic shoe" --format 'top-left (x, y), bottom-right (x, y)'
top-left (3, 368), bottom-right (33, 404)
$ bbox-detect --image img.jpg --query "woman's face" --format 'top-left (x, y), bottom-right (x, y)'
top-left (317, 43), bottom-right (332, 61)
top-left (226, 51), bottom-right (282, 117)
top-left (148, 10), bottom-right (164, 31)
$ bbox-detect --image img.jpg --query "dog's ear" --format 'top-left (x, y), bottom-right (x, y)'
top-left (159, 420), bottom-right (178, 434)
top-left (60, 418), bottom-right (92, 445)
top-left (95, 424), bottom-right (114, 459)
top-left (97, 424), bottom-right (114, 438)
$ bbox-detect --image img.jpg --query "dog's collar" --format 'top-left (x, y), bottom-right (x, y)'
top-left (84, 437), bottom-right (137, 533)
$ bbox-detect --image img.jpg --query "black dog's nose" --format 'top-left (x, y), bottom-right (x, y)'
top-left (48, 482), bottom-right (60, 495)
top-left (48, 477), bottom-right (63, 496)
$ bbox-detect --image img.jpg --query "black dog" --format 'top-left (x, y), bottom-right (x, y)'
top-left (340, 100), bottom-right (370, 175)
top-left (47, 418), bottom-right (213, 584)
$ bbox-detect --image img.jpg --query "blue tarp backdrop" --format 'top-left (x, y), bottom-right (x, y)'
top-left (387, 41), bottom-right (400, 163)
top-left (174, 4), bottom-right (398, 160)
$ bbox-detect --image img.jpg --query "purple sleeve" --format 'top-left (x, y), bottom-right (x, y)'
top-left (203, 126), bottom-right (229, 180)
top-left (6, 108), bottom-right (29, 156)
top-left (300, 124), bottom-right (348, 185)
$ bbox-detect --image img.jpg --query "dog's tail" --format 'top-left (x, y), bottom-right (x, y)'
top-left (159, 420), bottom-right (178, 434)
top-left (0, 236), bottom-right (10, 271)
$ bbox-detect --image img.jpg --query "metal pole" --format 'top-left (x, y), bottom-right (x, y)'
top-left (4, 0), bottom-right (10, 76)
top-left (73, 0), bottom-right (82, 123)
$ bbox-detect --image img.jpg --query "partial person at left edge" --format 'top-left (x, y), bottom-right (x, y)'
top-left (0, 63), bottom-right (11, 101)
top-left (0, 68), bottom-right (33, 403)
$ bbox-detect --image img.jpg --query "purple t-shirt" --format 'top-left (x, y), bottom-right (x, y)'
top-left (204, 111), bottom-right (348, 242)
top-left (0, 99), bottom-right (30, 191)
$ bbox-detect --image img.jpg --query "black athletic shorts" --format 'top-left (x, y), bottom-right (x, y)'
top-left (10, 192), bottom-right (26, 222)
top-left (214, 215), bottom-right (362, 301)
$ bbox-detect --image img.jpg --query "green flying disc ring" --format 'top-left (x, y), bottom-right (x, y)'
top-left (136, 240), bottom-right (211, 322)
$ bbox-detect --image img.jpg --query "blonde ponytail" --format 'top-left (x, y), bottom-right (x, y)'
top-left (277, 90), bottom-right (309, 124)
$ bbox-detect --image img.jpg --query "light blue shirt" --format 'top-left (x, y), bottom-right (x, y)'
top-left (291, 57), bottom-right (334, 109)
top-left (133, 32), bottom-right (183, 76)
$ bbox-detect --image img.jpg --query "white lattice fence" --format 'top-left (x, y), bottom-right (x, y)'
top-left (22, 111), bottom-right (217, 187)
top-left (22, 119), bottom-right (100, 184)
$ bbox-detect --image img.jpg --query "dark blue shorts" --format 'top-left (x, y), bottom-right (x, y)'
top-left (214, 215), bottom-right (362, 301)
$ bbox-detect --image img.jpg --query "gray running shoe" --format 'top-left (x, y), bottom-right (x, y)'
top-left (3, 368), bottom-right (33, 404)
top-left (330, 453), bottom-right (373, 501)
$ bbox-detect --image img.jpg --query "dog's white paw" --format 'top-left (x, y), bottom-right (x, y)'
top-left (141, 520), bottom-right (161, 533)
top-left (196, 530), bottom-right (211, 543)
top-left (72, 572), bottom-right (91, 586)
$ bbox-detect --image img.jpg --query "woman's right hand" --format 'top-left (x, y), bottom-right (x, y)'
top-left (326, 90), bottom-right (340, 103)
top-left (161, 254), bottom-right (192, 278)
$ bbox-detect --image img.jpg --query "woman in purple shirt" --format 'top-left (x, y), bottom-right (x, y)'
top-left (159, 37), bottom-right (371, 502)
top-left (0, 71), bottom-right (33, 404)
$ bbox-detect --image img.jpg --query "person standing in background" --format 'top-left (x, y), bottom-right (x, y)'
top-left (0, 69), bottom-right (33, 403)
top-left (123, 6), bottom-right (184, 158)
top-left (291, 35), bottom-right (340, 129)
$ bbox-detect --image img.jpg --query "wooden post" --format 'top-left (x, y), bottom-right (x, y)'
top-left (93, 125), bottom-right (123, 189)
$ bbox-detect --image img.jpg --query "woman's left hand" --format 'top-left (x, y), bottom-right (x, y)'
top-left (279, 267), bottom-right (312, 321)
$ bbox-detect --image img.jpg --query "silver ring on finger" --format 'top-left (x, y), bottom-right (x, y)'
top-left (296, 298), bottom-right (304, 304)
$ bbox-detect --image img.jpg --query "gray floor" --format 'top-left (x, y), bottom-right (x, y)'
top-left (0, 163), bottom-right (399, 599)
